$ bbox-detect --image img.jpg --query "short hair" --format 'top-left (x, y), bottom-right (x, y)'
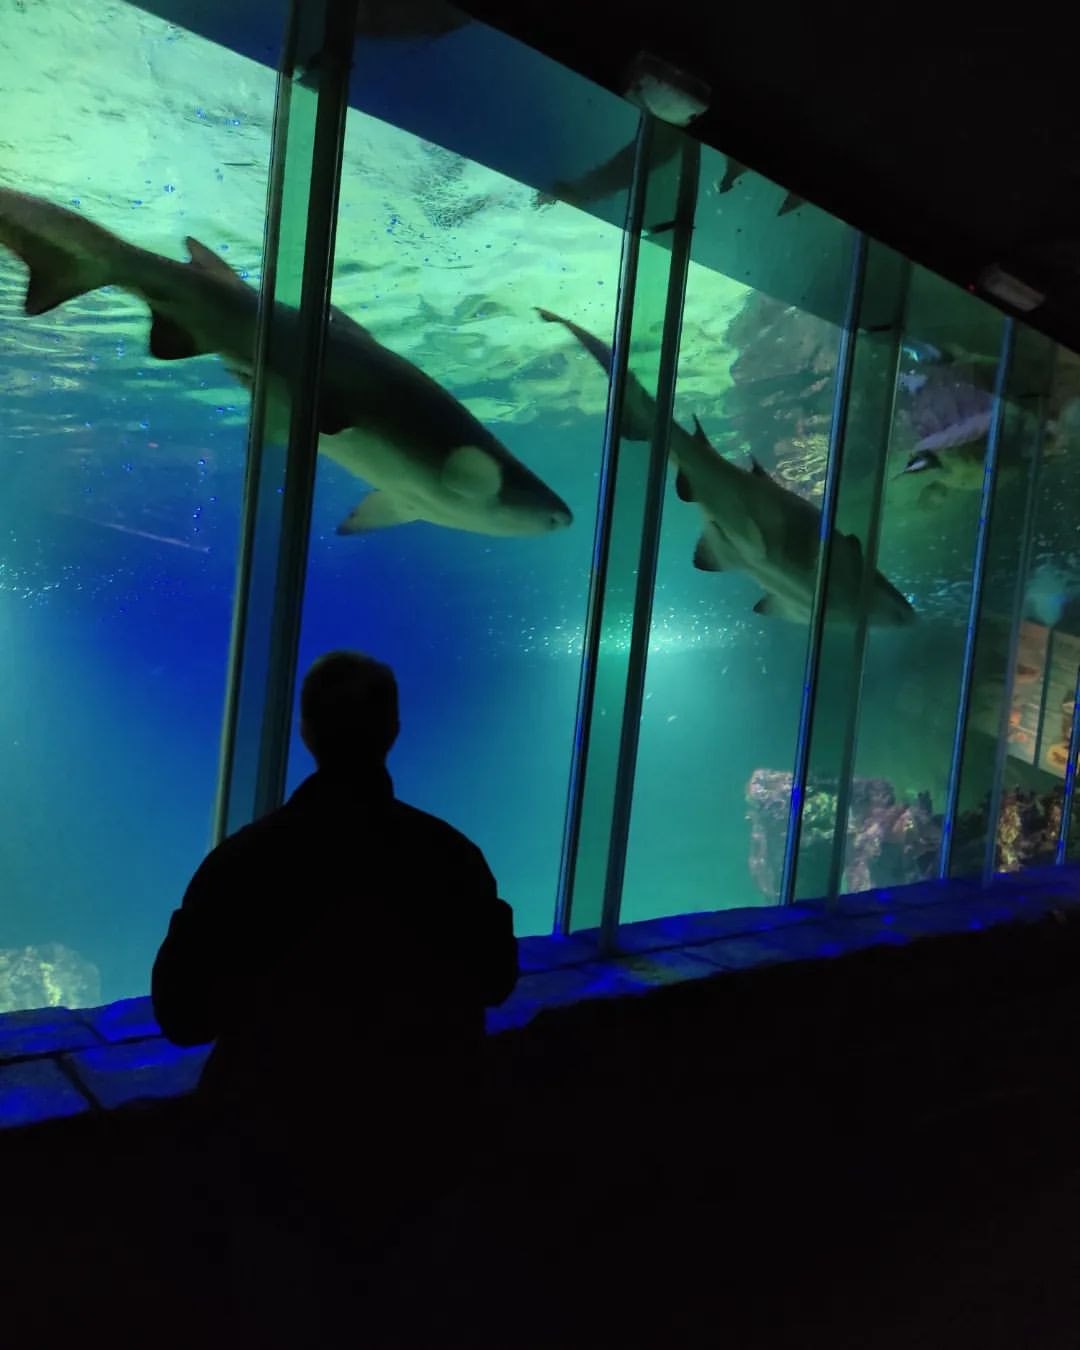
top-left (300, 651), bottom-right (399, 768)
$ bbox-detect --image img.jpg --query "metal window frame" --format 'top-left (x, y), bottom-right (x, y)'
top-left (981, 394), bottom-right (1048, 883)
top-left (209, 7), bottom-right (1063, 946)
top-left (778, 232), bottom-right (868, 906)
top-left (553, 114), bottom-right (656, 936)
top-left (823, 276), bottom-right (911, 904)
top-left (553, 120), bottom-right (701, 944)
top-left (937, 317), bottom-right (1016, 878)
top-left (212, 0), bottom-right (358, 842)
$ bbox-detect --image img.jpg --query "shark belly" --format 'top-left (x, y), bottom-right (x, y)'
top-left (319, 424), bottom-right (437, 512)
top-left (317, 424), bottom-right (522, 535)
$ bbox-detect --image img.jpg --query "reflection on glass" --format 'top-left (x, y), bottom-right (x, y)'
top-left (618, 147), bottom-right (858, 922)
top-left (959, 339), bottom-right (1080, 872)
top-left (0, 0), bottom-right (282, 1008)
top-left (285, 20), bottom-right (637, 936)
top-left (819, 269), bottom-right (1006, 894)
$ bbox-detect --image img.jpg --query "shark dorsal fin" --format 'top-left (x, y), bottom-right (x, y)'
top-left (691, 415), bottom-right (711, 448)
top-left (749, 456), bottom-right (771, 479)
top-left (186, 237), bottom-right (248, 288)
top-left (844, 531), bottom-right (864, 562)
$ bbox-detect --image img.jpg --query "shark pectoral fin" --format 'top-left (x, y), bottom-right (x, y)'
top-left (185, 237), bottom-right (249, 289)
top-left (149, 312), bottom-right (204, 360)
top-left (753, 594), bottom-right (800, 620)
top-left (335, 492), bottom-right (417, 535)
top-left (318, 392), bottom-right (356, 437)
top-left (442, 445), bottom-right (503, 500)
top-left (693, 533), bottom-right (726, 571)
top-left (675, 467), bottom-right (695, 502)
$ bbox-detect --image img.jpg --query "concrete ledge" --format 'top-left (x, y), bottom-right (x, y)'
top-left (0, 1056), bottom-right (95, 1129)
top-left (63, 1040), bottom-right (212, 1112)
top-left (2, 865), bottom-right (1079, 1133)
top-left (0, 1007), bottom-right (103, 1063)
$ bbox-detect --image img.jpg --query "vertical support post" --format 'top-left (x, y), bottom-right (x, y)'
top-left (1055, 664), bottom-right (1080, 864)
top-left (981, 408), bottom-right (1046, 883)
top-left (825, 301), bottom-right (909, 903)
top-left (937, 317), bottom-right (1016, 878)
top-left (778, 232), bottom-right (868, 907)
top-left (212, 0), bottom-right (358, 842)
top-left (554, 115), bottom-right (654, 936)
top-left (1034, 626), bottom-right (1056, 771)
top-left (553, 120), bottom-right (697, 940)
top-left (598, 138), bottom-right (699, 954)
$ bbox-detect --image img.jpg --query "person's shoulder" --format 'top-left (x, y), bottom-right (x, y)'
top-left (203, 802), bottom-right (286, 866)
top-left (391, 799), bottom-right (488, 863)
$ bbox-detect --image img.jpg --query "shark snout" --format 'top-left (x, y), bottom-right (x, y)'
top-left (549, 504), bottom-right (573, 530)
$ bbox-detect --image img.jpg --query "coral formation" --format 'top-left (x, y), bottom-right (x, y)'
top-left (0, 942), bottom-right (100, 1014)
top-left (747, 769), bottom-right (1071, 896)
top-left (746, 769), bottom-right (938, 896)
top-left (977, 790), bottom-right (1063, 870)
top-left (718, 293), bottom-right (839, 500)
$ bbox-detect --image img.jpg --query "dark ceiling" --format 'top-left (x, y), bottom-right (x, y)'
top-left (461, 4), bottom-right (1080, 353)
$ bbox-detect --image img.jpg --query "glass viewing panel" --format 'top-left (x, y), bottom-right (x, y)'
top-left (796, 266), bottom-right (1005, 898)
top-left (285, 17), bottom-right (639, 936)
top-left (552, 122), bottom-right (700, 937)
top-left (619, 146), bottom-right (856, 922)
top-left (957, 335), bottom-right (1080, 872)
top-left (2, 0), bottom-right (1079, 1014)
top-left (0, 0), bottom-right (282, 1009)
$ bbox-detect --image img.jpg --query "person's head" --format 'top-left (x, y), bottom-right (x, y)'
top-left (299, 651), bottom-right (399, 771)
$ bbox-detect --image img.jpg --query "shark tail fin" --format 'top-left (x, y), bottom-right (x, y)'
top-left (13, 232), bottom-right (113, 317)
top-left (0, 189), bottom-right (128, 316)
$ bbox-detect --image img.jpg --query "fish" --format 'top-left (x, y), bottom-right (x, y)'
top-left (0, 188), bottom-right (572, 539)
top-left (901, 338), bottom-right (949, 366)
top-left (777, 190), bottom-right (804, 216)
top-left (895, 442), bottom-right (992, 510)
top-left (893, 363), bottom-right (1001, 508)
top-left (897, 449), bottom-right (944, 477)
top-left (536, 308), bottom-right (915, 627)
top-left (715, 156), bottom-right (748, 194)
top-left (903, 363), bottom-right (996, 454)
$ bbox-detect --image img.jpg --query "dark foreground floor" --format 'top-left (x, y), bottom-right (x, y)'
top-left (6, 1084), bottom-right (1080, 1350)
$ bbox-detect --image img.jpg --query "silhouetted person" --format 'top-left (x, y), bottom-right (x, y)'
top-left (151, 650), bottom-right (518, 1342)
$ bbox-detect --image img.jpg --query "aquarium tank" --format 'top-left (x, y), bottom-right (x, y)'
top-left (1, 0), bottom-right (1079, 1015)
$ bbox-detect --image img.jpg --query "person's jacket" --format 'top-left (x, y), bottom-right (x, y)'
top-left (151, 766), bottom-right (518, 1156)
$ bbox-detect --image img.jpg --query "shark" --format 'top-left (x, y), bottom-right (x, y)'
top-left (537, 308), bottom-right (915, 626)
top-left (0, 188), bottom-right (572, 539)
